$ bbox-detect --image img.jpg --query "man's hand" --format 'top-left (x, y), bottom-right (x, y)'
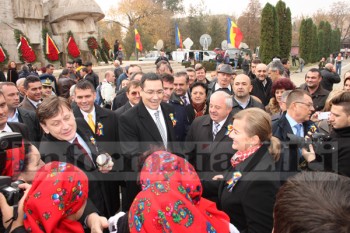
top-left (0, 183), bottom-right (31, 231)
top-left (302, 144), bottom-right (316, 162)
top-left (87, 213), bottom-right (108, 233)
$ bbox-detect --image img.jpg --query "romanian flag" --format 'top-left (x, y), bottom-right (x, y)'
top-left (135, 28), bottom-right (143, 52)
top-left (175, 23), bottom-right (183, 49)
top-left (227, 18), bottom-right (243, 48)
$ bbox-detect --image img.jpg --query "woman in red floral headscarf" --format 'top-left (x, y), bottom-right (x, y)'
top-left (128, 151), bottom-right (237, 233)
top-left (23, 162), bottom-right (88, 233)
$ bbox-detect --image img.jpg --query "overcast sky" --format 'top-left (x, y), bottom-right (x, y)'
top-left (95, 0), bottom-right (338, 18)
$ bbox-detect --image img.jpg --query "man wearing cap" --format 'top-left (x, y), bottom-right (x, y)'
top-left (39, 64), bottom-right (58, 94)
top-left (41, 78), bottom-right (55, 98)
top-left (84, 61), bottom-right (99, 90)
top-left (207, 64), bottom-right (234, 101)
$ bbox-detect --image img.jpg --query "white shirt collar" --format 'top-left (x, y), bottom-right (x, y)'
top-left (215, 83), bottom-right (232, 91)
top-left (7, 109), bottom-right (19, 122)
top-left (213, 116), bottom-right (228, 132)
top-left (80, 106), bottom-right (96, 123)
top-left (28, 98), bottom-right (41, 108)
top-left (1, 123), bottom-right (13, 133)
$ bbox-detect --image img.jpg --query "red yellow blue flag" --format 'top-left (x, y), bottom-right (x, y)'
top-left (227, 18), bottom-right (243, 48)
top-left (175, 23), bottom-right (183, 49)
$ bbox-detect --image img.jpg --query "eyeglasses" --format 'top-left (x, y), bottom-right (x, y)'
top-left (295, 102), bottom-right (314, 109)
top-left (143, 89), bottom-right (164, 95)
top-left (129, 91), bottom-right (140, 96)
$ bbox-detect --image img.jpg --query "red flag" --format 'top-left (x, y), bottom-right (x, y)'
top-left (67, 36), bottom-right (80, 58)
top-left (19, 36), bottom-right (36, 63)
top-left (46, 33), bottom-right (60, 61)
top-left (135, 28), bottom-right (143, 52)
top-left (0, 46), bottom-right (6, 63)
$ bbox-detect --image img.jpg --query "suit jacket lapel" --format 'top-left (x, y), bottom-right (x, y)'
top-left (161, 103), bottom-right (176, 142)
top-left (138, 102), bottom-right (163, 142)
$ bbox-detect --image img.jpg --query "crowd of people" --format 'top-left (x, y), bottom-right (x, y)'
top-left (0, 54), bottom-right (349, 233)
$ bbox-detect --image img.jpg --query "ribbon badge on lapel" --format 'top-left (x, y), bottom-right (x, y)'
top-left (169, 113), bottom-right (177, 127)
top-left (225, 124), bottom-right (233, 136)
top-left (89, 136), bottom-right (96, 145)
top-left (96, 122), bottom-right (104, 136)
top-left (226, 171), bottom-right (242, 192)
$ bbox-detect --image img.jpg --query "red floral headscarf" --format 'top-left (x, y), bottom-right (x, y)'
top-left (129, 151), bottom-right (230, 233)
top-left (23, 162), bottom-right (88, 233)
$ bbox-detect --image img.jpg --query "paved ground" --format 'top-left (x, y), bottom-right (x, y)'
top-left (288, 59), bottom-right (350, 90)
top-left (53, 58), bottom-right (350, 89)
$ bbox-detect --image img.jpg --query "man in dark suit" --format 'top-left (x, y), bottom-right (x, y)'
top-left (37, 96), bottom-right (113, 232)
top-left (231, 74), bottom-right (265, 115)
top-left (112, 67), bottom-right (142, 110)
top-left (72, 80), bottom-right (121, 213)
top-left (0, 82), bottom-right (42, 146)
top-left (185, 91), bottom-right (234, 201)
top-left (251, 63), bottom-right (273, 106)
top-left (169, 71), bottom-right (191, 143)
top-left (114, 80), bottom-right (141, 119)
top-left (0, 90), bottom-right (30, 141)
top-left (119, 72), bottom-right (177, 209)
top-left (19, 75), bottom-right (42, 112)
top-left (273, 89), bottom-right (316, 180)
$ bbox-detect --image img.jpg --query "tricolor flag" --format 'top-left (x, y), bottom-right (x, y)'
top-left (227, 18), bottom-right (243, 48)
top-left (135, 28), bottom-right (143, 52)
top-left (175, 23), bottom-right (183, 49)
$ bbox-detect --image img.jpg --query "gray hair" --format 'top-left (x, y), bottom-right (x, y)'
top-left (211, 91), bottom-right (233, 109)
top-left (268, 60), bottom-right (284, 75)
top-left (281, 90), bottom-right (292, 103)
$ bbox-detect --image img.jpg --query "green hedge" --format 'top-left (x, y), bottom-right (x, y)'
top-left (181, 61), bottom-right (216, 71)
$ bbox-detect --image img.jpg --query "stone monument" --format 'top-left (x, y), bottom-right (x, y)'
top-left (0, 0), bottom-right (104, 66)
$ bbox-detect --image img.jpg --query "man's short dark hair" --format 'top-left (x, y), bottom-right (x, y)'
top-left (61, 69), bottom-right (69, 76)
top-left (251, 59), bottom-right (261, 65)
top-left (140, 73), bottom-right (162, 89)
top-left (306, 68), bottom-right (322, 78)
top-left (46, 63), bottom-right (54, 69)
top-left (24, 75), bottom-right (40, 90)
top-left (81, 67), bottom-right (88, 73)
top-left (330, 91), bottom-right (350, 115)
top-left (195, 64), bottom-right (206, 72)
top-left (126, 80), bottom-right (141, 93)
top-left (281, 58), bottom-right (289, 65)
top-left (75, 80), bottom-right (95, 92)
top-left (274, 172), bottom-right (350, 233)
top-left (159, 73), bottom-right (174, 84)
top-left (286, 89), bottom-right (310, 108)
top-left (130, 72), bottom-right (144, 81)
top-left (37, 96), bottom-right (72, 124)
top-left (174, 71), bottom-right (189, 83)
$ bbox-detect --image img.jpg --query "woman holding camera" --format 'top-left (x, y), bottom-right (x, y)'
top-left (218, 108), bottom-right (281, 233)
top-left (0, 161), bottom-right (89, 233)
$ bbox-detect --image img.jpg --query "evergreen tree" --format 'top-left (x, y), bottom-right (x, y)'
top-left (299, 18), bottom-right (314, 64)
top-left (311, 24), bottom-right (318, 62)
top-left (275, 0), bottom-right (292, 59)
top-left (317, 29), bottom-right (325, 58)
top-left (260, 3), bottom-right (280, 64)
